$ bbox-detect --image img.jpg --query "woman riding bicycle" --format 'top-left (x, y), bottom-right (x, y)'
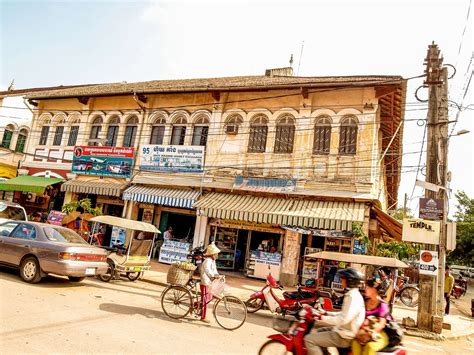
top-left (199, 243), bottom-right (221, 323)
top-left (352, 278), bottom-right (392, 355)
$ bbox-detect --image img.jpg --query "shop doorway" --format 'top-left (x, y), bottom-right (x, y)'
top-left (159, 211), bottom-right (196, 242)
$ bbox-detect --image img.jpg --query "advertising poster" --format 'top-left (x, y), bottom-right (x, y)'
top-left (110, 226), bottom-right (126, 248)
top-left (47, 211), bottom-right (66, 225)
top-left (158, 240), bottom-right (191, 264)
top-left (139, 145), bottom-right (204, 173)
top-left (72, 146), bottom-right (134, 178)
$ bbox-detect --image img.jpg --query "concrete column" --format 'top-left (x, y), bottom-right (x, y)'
top-left (193, 214), bottom-right (208, 248)
top-left (280, 230), bottom-right (301, 286)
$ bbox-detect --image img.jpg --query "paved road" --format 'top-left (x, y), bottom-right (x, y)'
top-left (0, 267), bottom-right (473, 354)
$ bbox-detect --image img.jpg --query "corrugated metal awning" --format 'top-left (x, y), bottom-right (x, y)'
top-left (194, 193), bottom-right (367, 230)
top-left (123, 185), bottom-right (200, 209)
top-left (61, 180), bottom-right (128, 197)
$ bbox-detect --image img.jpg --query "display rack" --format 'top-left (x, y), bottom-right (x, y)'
top-left (324, 237), bottom-right (353, 254)
top-left (301, 247), bottom-right (322, 284)
top-left (214, 227), bottom-right (238, 270)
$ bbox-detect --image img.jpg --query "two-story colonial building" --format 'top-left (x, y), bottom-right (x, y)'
top-left (24, 67), bottom-right (406, 284)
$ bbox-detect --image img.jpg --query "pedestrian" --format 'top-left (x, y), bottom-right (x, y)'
top-left (31, 212), bottom-right (42, 222)
top-left (444, 265), bottom-right (455, 315)
top-left (163, 226), bottom-right (173, 240)
top-left (199, 243), bottom-right (221, 323)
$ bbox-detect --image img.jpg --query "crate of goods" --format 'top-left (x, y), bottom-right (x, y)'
top-left (167, 262), bottom-right (197, 286)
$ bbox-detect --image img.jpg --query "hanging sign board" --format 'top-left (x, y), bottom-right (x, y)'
top-left (419, 250), bottom-right (438, 275)
top-left (139, 145), bottom-right (204, 172)
top-left (402, 218), bottom-right (440, 245)
top-left (72, 146), bottom-right (134, 178)
top-left (419, 198), bottom-right (443, 220)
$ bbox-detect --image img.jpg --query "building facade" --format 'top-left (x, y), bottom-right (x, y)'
top-left (24, 68), bottom-right (406, 285)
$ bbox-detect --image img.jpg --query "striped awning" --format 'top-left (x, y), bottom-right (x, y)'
top-left (61, 180), bottom-right (128, 197)
top-left (194, 193), bottom-right (367, 230)
top-left (123, 185), bottom-right (200, 209)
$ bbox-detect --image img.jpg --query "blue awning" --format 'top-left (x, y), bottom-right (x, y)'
top-left (123, 185), bottom-right (200, 209)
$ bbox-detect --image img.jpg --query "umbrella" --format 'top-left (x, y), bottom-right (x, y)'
top-left (61, 211), bottom-right (81, 225)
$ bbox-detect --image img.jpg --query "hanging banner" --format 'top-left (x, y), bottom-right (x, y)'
top-left (419, 250), bottom-right (438, 275)
top-left (139, 145), bottom-right (204, 172)
top-left (419, 198), bottom-right (444, 220)
top-left (72, 146), bottom-right (134, 178)
top-left (402, 218), bottom-right (440, 245)
top-left (233, 176), bottom-right (296, 193)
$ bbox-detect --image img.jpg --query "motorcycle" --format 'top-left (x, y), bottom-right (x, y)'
top-left (245, 274), bottom-right (319, 317)
top-left (187, 245), bottom-right (204, 267)
top-left (258, 302), bottom-right (406, 355)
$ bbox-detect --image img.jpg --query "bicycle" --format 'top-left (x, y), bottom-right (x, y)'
top-left (161, 276), bottom-right (247, 330)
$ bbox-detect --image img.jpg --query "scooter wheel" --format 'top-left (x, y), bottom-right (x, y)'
top-left (258, 340), bottom-right (289, 355)
top-left (245, 298), bottom-right (264, 313)
top-left (98, 260), bottom-right (114, 282)
top-left (126, 272), bottom-right (141, 281)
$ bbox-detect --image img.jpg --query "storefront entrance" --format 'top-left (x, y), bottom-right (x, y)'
top-left (209, 219), bottom-right (284, 280)
top-left (158, 210), bottom-right (196, 242)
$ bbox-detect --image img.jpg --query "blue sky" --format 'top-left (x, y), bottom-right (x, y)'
top-left (1, 0), bottom-right (472, 212)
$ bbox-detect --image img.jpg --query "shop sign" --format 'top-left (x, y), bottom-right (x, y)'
top-left (233, 176), bottom-right (296, 193)
top-left (46, 210), bottom-right (66, 226)
top-left (419, 198), bottom-right (443, 220)
top-left (419, 250), bottom-right (438, 275)
top-left (159, 240), bottom-right (191, 264)
top-left (139, 145), bottom-right (204, 172)
top-left (72, 146), bottom-right (134, 178)
top-left (402, 218), bottom-right (440, 245)
top-left (352, 240), bottom-right (366, 255)
top-left (312, 229), bottom-right (353, 238)
top-left (213, 219), bottom-right (283, 233)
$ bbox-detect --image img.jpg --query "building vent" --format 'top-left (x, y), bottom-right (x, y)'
top-left (265, 67), bottom-right (294, 77)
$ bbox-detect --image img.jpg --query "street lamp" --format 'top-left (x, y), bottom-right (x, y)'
top-left (452, 129), bottom-right (470, 137)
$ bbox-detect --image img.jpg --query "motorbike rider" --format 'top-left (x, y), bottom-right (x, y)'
top-left (304, 267), bottom-right (365, 355)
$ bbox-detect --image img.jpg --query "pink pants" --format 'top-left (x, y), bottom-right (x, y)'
top-left (200, 284), bottom-right (213, 319)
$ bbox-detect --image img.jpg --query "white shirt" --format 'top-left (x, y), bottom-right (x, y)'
top-left (200, 257), bottom-right (219, 286)
top-left (320, 288), bottom-right (365, 339)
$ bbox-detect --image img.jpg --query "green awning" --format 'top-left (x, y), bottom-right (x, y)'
top-left (0, 176), bottom-right (63, 194)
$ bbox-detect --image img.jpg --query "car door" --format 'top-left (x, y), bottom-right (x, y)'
top-left (0, 222), bottom-right (21, 264)
top-left (3, 223), bottom-right (38, 266)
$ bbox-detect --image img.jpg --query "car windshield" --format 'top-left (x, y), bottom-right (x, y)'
top-left (0, 203), bottom-right (26, 221)
top-left (43, 227), bottom-right (88, 244)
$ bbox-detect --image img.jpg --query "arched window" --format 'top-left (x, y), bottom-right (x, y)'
top-left (274, 115), bottom-right (295, 153)
top-left (105, 116), bottom-right (120, 147)
top-left (89, 116), bottom-right (103, 146)
top-left (15, 129), bottom-right (28, 153)
top-left (68, 125), bottom-right (79, 147)
top-left (192, 115), bottom-right (210, 146)
top-left (170, 115), bottom-right (187, 145)
top-left (313, 116), bottom-right (332, 155)
top-left (248, 114), bottom-right (268, 153)
top-left (339, 116), bottom-right (358, 155)
top-left (150, 116), bottom-right (166, 145)
top-left (225, 114), bottom-right (243, 135)
top-left (1, 125), bottom-right (14, 149)
top-left (39, 121), bottom-right (50, 146)
top-left (123, 116), bottom-right (138, 147)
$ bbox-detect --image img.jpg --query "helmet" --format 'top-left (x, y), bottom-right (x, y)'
top-left (337, 268), bottom-right (363, 288)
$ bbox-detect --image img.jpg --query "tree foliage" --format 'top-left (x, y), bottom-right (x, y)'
top-left (447, 191), bottom-right (474, 266)
top-left (390, 207), bottom-right (413, 221)
top-left (375, 241), bottom-right (420, 260)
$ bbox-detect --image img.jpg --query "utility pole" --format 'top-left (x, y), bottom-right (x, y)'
top-left (417, 42), bottom-right (447, 332)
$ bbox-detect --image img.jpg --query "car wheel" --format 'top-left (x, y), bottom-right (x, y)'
top-left (20, 257), bottom-right (42, 283)
top-left (68, 276), bottom-right (85, 282)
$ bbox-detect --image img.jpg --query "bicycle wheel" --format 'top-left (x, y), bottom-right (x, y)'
top-left (161, 285), bottom-right (193, 319)
top-left (400, 286), bottom-right (419, 307)
top-left (213, 295), bottom-right (247, 330)
top-left (258, 340), bottom-right (291, 355)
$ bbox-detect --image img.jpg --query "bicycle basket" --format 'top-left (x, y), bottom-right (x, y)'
top-left (167, 263), bottom-right (196, 286)
top-left (272, 316), bottom-right (293, 333)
